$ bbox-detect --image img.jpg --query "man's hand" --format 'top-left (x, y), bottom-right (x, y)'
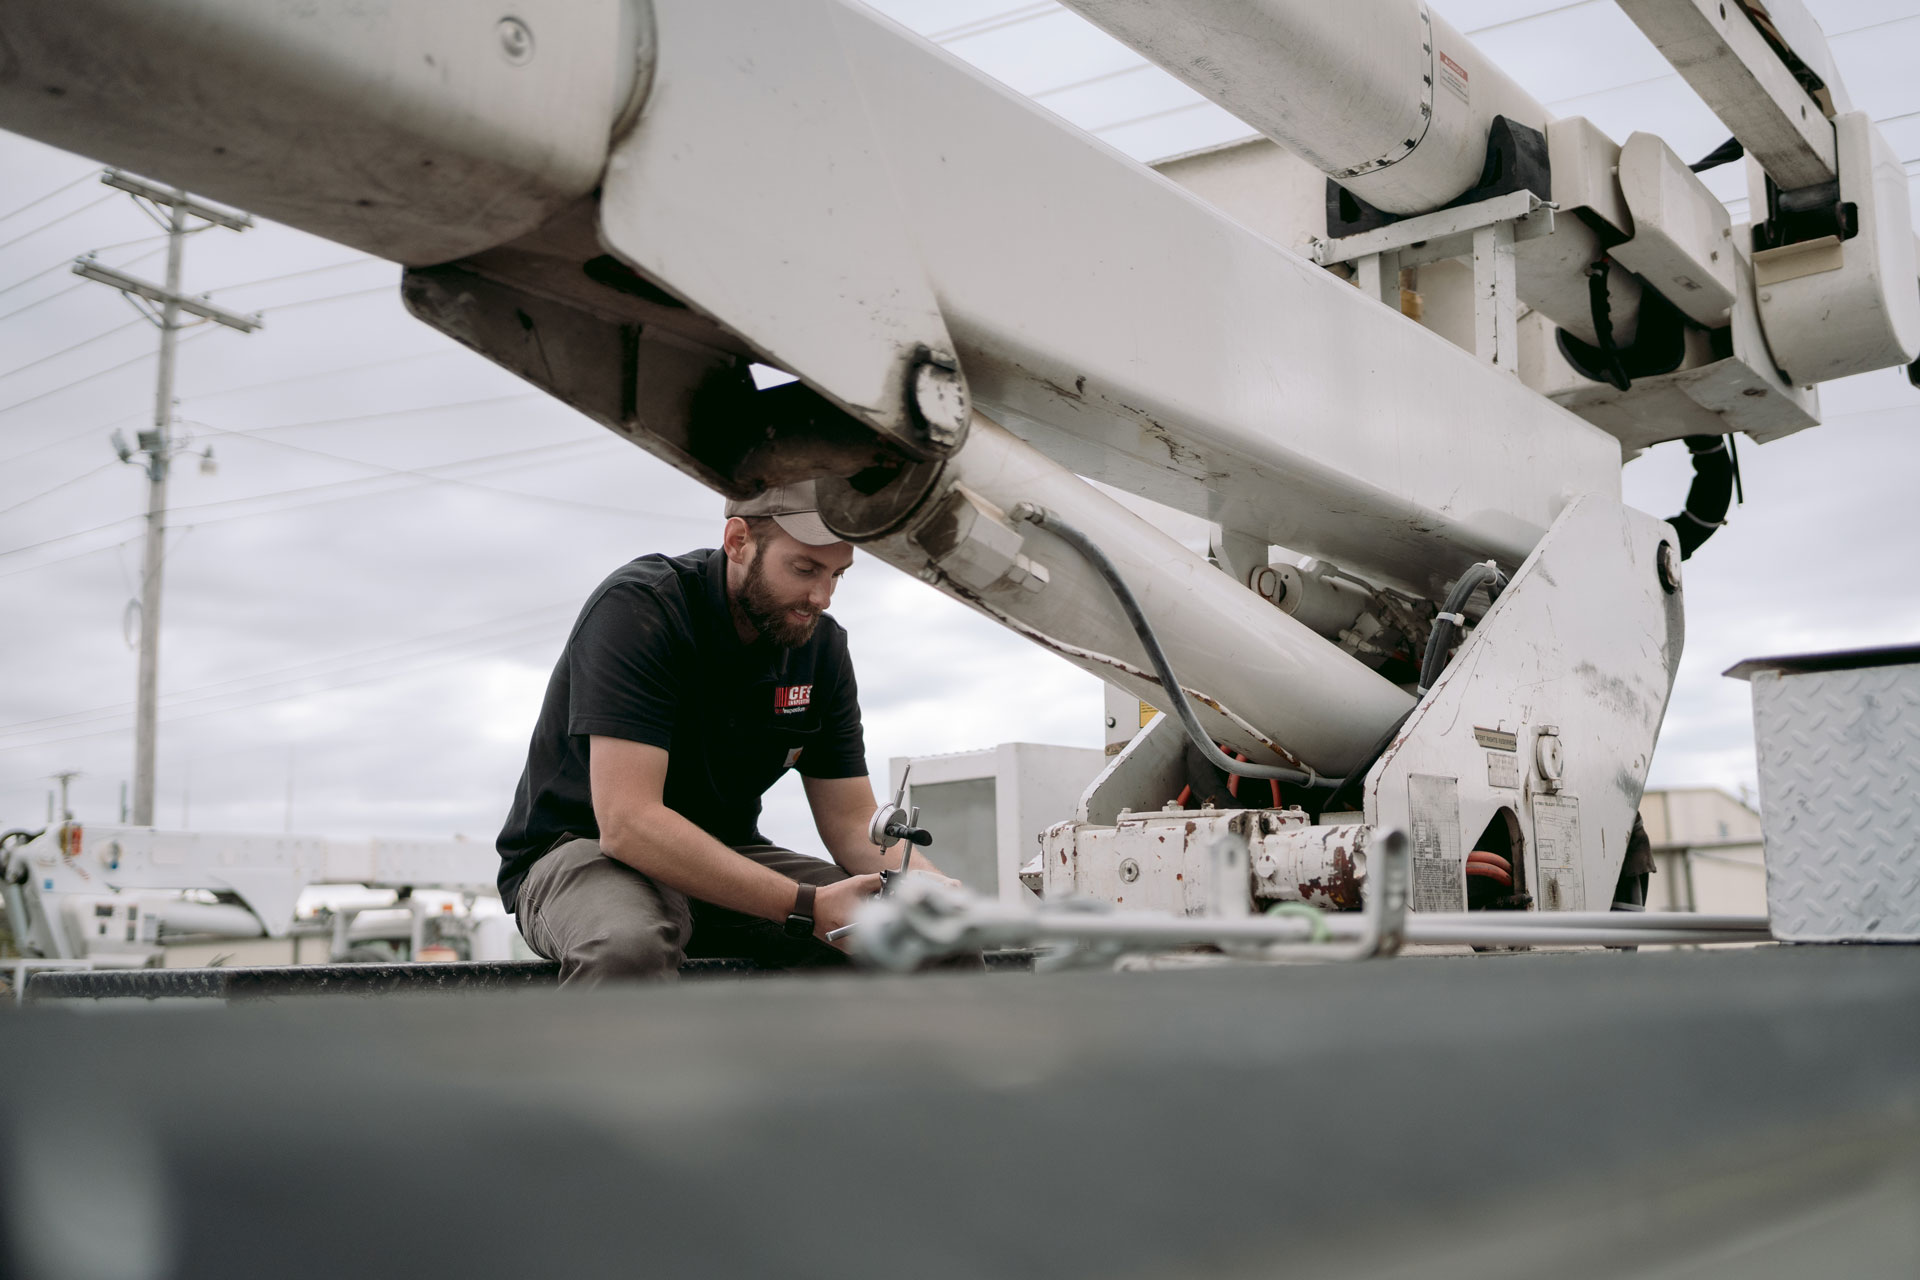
top-left (803, 774), bottom-right (955, 880)
top-left (814, 873), bottom-right (883, 949)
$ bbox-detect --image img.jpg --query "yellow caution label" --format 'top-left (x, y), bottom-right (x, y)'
top-left (1139, 701), bottom-right (1157, 727)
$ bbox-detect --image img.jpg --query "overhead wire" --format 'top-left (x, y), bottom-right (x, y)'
top-left (0, 460), bottom-right (127, 520)
top-left (0, 436), bottom-right (577, 562)
top-left (0, 233), bottom-right (172, 306)
top-left (0, 604), bottom-right (580, 746)
top-left (0, 245), bottom-right (166, 326)
top-left (0, 429), bottom-right (697, 569)
top-left (187, 418), bottom-right (684, 521)
top-left (0, 597), bottom-right (580, 736)
top-left (211, 391), bottom-right (545, 440)
top-left (1092, 99), bottom-right (1215, 136)
top-left (929, 3), bottom-right (1057, 43)
top-left (263, 283), bottom-right (393, 313)
top-left (0, 625), bottom-right (573, 755)
top-left (202, 257), bottom-right (385, 296)
top-left (0, 316), bottom-right (148, 383)
top-left (182, 348), bottom-right (462, 406)
top-left (0, 192), bottom-right (117, 255)
top-left (0, 169), bottom-right (103, 226)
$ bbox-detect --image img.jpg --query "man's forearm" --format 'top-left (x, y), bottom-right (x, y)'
top-left (600, 807), bottom-right (801, 922)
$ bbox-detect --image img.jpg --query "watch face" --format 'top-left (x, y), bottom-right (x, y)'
top-left (784, 913), bottom-right (812, 940)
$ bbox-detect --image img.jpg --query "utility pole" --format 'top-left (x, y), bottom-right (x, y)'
top-left (76, 170), bottom-right (259, 826)
top-left (50, 771), bottom-right (79, 823)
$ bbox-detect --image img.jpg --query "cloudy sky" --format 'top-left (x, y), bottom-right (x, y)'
top-left (1, 0), bottom-right (1916, 863)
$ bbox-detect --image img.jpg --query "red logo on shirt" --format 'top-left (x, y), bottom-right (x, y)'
top-left (774, 684), bottom-right (812, 715)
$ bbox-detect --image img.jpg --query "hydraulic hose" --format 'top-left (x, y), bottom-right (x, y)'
top-left (1321, 559), bottom-right (1507, 812)
top-left (1418, 560), bottom-right (1508, 694)
top-left (1585, 258), bottom-right (1633, 392)
top-left (1669, 435), bottom-right (1736, 559)
top-left (1015, 505), bottom-right (1344, 788)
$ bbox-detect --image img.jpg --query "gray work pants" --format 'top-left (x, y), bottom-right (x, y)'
top-left (514, 836), bottom-right (851, 986)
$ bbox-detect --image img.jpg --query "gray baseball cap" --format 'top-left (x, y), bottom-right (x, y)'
top-left (724, 481), bottom-right (843, 547)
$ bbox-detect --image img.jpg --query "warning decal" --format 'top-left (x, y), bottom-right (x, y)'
top-left (1408, 774), bottom-right (1465, 913)
top-left (1533, 793), bottom-right (1584, 910)
top-left (1438, 50), bottom-right (1470, 104)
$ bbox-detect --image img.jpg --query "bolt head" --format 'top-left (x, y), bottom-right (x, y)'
top-left (1657, 540), bottom-right (1682, 594)
top-left (912, 361), bottom-right (969, 448)
top-left (497, 17), bottom-right (535, 64)
top-left (1118, 859), bottom-right (1141, 884)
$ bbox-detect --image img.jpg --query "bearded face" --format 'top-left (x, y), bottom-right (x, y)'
top-left (737, 538), bottom-right (825, 647)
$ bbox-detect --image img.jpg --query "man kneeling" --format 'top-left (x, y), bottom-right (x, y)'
top-left (495, 483), bottom-right (946, 984)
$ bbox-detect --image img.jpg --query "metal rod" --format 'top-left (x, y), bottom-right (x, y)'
top-left (848, 890), bottom-right (1772, 968)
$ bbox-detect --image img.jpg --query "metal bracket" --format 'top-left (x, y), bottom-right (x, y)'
top-left (1312, 190), bottom-right (1552, 374)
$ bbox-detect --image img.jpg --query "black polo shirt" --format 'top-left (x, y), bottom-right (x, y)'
top-left (495, 547), bottom-right (867, 911)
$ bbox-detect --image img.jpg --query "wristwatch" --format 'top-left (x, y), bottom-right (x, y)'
top-left (783, 882), bottom-right (817, 940)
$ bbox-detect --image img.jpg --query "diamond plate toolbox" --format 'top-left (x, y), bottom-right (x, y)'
top-left (1736, 649), bottom-right (1920, 942)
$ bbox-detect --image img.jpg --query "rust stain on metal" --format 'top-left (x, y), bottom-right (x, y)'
top-left (1295, 844), bottom-right (1364, 909)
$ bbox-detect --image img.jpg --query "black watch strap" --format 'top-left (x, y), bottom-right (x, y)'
top-left (783, 882), bottom-right (817, 939)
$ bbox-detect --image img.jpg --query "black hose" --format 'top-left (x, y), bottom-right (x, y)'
top-left (1669, 435), bottom-right (1735, 559)
top-left (1419, 560), bottom-right (1508, 693)
top-left (1015, 506), bottom-right (1342, 788)
top-left (1689, 136), bottom-right (1744, 173)
top-left (1316, 562), bottom-right (1506, 813)
top-left (1018, 504), bottom-right (1510, 801)
top-left (1585, 259), bottom-right (1633, 392)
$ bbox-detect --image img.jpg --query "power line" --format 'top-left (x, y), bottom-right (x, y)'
top-left (0, 460), bottom-right (124, 520)
top-left (0, 432), bottom-right (626, 564)
top-left (0, 534), bottom-right (132, 584)
top-left (216, 391), bottom-right (544, 440)
top-left (0, 334), bottom-right (448, 469)
top-left (0, 316), bottom-right (147, 383)
top-left (262, 283), bottom-right (393, 314)
top-left (0, 233), bottom-right (171, 306)
top-left (0, 615), bottom-right (567, 746)
top-left (203, 256), bottom-right (384, 296)
top-left (0, 597), bottom-right (578, 736)
top-left (0, 626), bottom-right (569, 755)
top-left (929, 3), bottom-right (1057, 44)
top-left (0, 246), bottom-right (166, 327)
top-left (0, 192), bottom-right (117, 255)
top-left (190, 419), bottom-right (669, 520)
top-left (184, 347), bottom-right (463, 406)
top-left (0, 169), bottom-right (102, 226)
top-left (0, 324), bottom-right (222, 433)
top-left (0, 278), bottom-right (88, 326)
top-left (1462, 0), bottom-right (1602, 37)
top-left (0, 604), bottom-right (578, 744)
top-left (1092, 98), bottom-right (1214, 136)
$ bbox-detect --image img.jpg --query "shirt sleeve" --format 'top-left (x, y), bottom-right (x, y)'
top-left (566, 583), bottom-right (683, 748)
top-left (796, 627), bottom-right (868, 780)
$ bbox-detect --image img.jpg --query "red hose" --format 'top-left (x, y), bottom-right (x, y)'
top-left (1466, 849), bottom-right (1514, 887)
